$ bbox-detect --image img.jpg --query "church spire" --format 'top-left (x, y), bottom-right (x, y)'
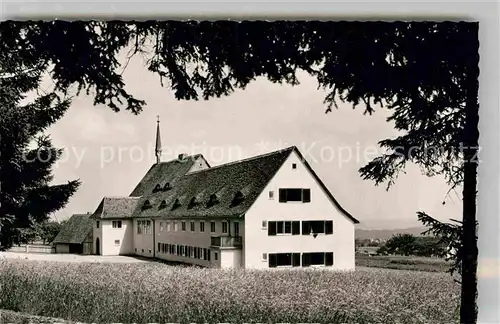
top-left (155, 115), bottom-right (162, 164)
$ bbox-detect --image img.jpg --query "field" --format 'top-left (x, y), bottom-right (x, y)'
top-left (0, 259), bottom-right (460, 323)
top-left (355, 254), bottom-right (452, 273)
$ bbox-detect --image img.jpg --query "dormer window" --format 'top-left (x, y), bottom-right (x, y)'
top-left (159, 200), bottom-right (167, 209)
top-left (231, 191), bottom-right (245, 207)
top-left (234, 191), bottom-right (244, 201)
top-left (163, 182), bottom-right (171, 191)
top-left (142, 200), bottom-right (152, 210)
top-left (171, 198), bottom-right (181, 210)
top-left (188, 197), bottom-right (198, 209)
top-left (207, 194), bottom-right (219, 207)
top-left (152, 184), bottom-right (162, 193)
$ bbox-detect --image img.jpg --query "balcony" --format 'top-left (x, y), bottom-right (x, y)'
top-left (210, 236), bottom-right (243, 248)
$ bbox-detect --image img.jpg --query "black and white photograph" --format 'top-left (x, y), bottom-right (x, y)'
top-left (0, 16), bottom-right (493, 324)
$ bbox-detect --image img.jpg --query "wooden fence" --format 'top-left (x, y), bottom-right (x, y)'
top-left (9, 244), bottom-right (55, 254)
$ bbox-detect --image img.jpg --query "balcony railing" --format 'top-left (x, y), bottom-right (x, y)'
top-left (210, 236), bottom-right (243, 248)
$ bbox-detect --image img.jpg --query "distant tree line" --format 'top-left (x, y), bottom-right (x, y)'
top-left (15, 219), bottom-right (66, 246)
top-left (376, 233), bottom-right (447, 258)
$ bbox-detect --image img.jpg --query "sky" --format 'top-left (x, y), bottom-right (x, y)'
top-left (44, 53), bottom-right (462, 230)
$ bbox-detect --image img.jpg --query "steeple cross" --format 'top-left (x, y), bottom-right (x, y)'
top-left (156, 115), bottom-right (160, 123)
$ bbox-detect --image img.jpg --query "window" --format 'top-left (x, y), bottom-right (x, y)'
top-left (222, 221), bottom-right (228, 234)
top-left (198, 247), bottom-right (203, 259)
top-left (203, 248), bottom-right (208, 261)
top-left (208, 249), bottom-right (211, 261)
top-left (302, 221), bottom-right (333, 235)
top-left (190, 221), bottom-right (195, 232)
top-left (135, 248), bottom-right (137, 252)
top-left (278, 188), bottom-right (311, 203)
top-left (173, 222), bottom-right (178, 232)
top-left (137, 220), bottom-right (142, 234)
top-left (268, 253), bottom-right (301, 268)
top-left (166, 222), bottom-right (171, 232)
top-left (138, 220), bottom-right (152, 235)
top-left (194, 247), bottom-right (198, 259)
top-left (112, 220), bottom-right (122, 228)
top-left (262, 221), bottom-right (267, 229)
top-left (268, 191), bottom-right (274, 199)
top-left (200, 221), bottom-right (205, 232)
top-left (214, 252), bottom-right (218, 261)
top-left (96, 221), bottom-right (100, 228)
top-left (160, 222), bottom-right (164, 232)
top-left (292, 163), bottom-right (297, 169)
top-left (234, 222), bottom-right (240, 236)
top-left (268, 221), bottom-right (300, 236)
top-left (149, 249), bottom-right (151, 254)
top-left (262, 253), bottom-right (267, 261)
top-left (181, 221), bottom-right (186, 231)
top-left (158, 242), bottom-right (161, 252)
top-left (302, 252), bottom-right (333, 267)
top-left (114, 240), bottom-right (120, 245)
top-left (210, 221), bottom-right (216, 233)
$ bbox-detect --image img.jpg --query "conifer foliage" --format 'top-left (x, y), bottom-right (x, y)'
top-left (0, 66), bottom-right (80, 250)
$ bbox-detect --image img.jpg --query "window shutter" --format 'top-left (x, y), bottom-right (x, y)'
top-left (302, 253), bottom-right (310, 267)
top-left (302, 221), bottom-right (311, 235)
top-left (279, 189), bottom-right (287, 202)
top-left (269, 254), bottom-right (277, 268)
top-left (325, 221), bottom-right (333, 234)
top-left (292, 253), bottom-right (301, 267)
top-left (292, 221), bottom-right (300, 235)
top-left (302, 189), bottom-right (311, 203)
top-left (325, 252), bottom-right (334, 266)
top-left (268, 221), bottom-right (277, 236)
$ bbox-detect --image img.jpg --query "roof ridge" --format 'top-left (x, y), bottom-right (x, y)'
top-left (185, 146), bottom-right (296, 176)
top-left (104, 196), bottom-right (141, 199)
top-left (156, 153), bottom-right (204, 165)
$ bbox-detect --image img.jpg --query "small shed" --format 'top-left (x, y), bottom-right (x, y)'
top-left (52, 213), bottom-right (93, 254)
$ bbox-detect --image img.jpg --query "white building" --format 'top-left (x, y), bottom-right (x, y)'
top-left (91, 119), bottom-right (359, 269)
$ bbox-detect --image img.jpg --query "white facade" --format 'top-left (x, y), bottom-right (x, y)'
top-left (92, 148), bottom-right (357, 270)
top-left (243, 151), bottom-right (355, 270)
top-left (93, 219), bottom-right (134, 256)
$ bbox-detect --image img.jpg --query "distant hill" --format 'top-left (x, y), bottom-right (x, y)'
top-left (355, 226), bottom-right (428, 240)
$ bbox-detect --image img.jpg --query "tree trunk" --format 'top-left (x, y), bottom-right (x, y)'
top-left (460, 24), bottom-right (479, 324)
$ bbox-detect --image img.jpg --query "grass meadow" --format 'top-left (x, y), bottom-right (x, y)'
top-left (355, 254), bottom-right (452, 273)
top-left (0, 259), bottom-right (459, 323)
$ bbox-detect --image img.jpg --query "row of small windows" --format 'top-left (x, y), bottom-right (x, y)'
top-left (157, 243), bottom-right (218, 261)
top-left (265, 252), bottom-right (334, 267)
top-left (159, 220), bottom-right (239, 236)
top-left (264, 220), bottom-right (333, 236)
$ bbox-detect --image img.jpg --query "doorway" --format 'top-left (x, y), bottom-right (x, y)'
top-left (95, 237), bottom-right (100, 255)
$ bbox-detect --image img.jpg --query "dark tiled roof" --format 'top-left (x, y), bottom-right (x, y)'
top-left (129, 155), bottom-right (203, 197)
top-left (92, 197), bottom-right (141, 219)
top-left (91, 146), bottom-right (359, 224)
top-left (132, 147), bottom-right (295, 219)
top-left (52, 214), bottom-right (93, 244)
